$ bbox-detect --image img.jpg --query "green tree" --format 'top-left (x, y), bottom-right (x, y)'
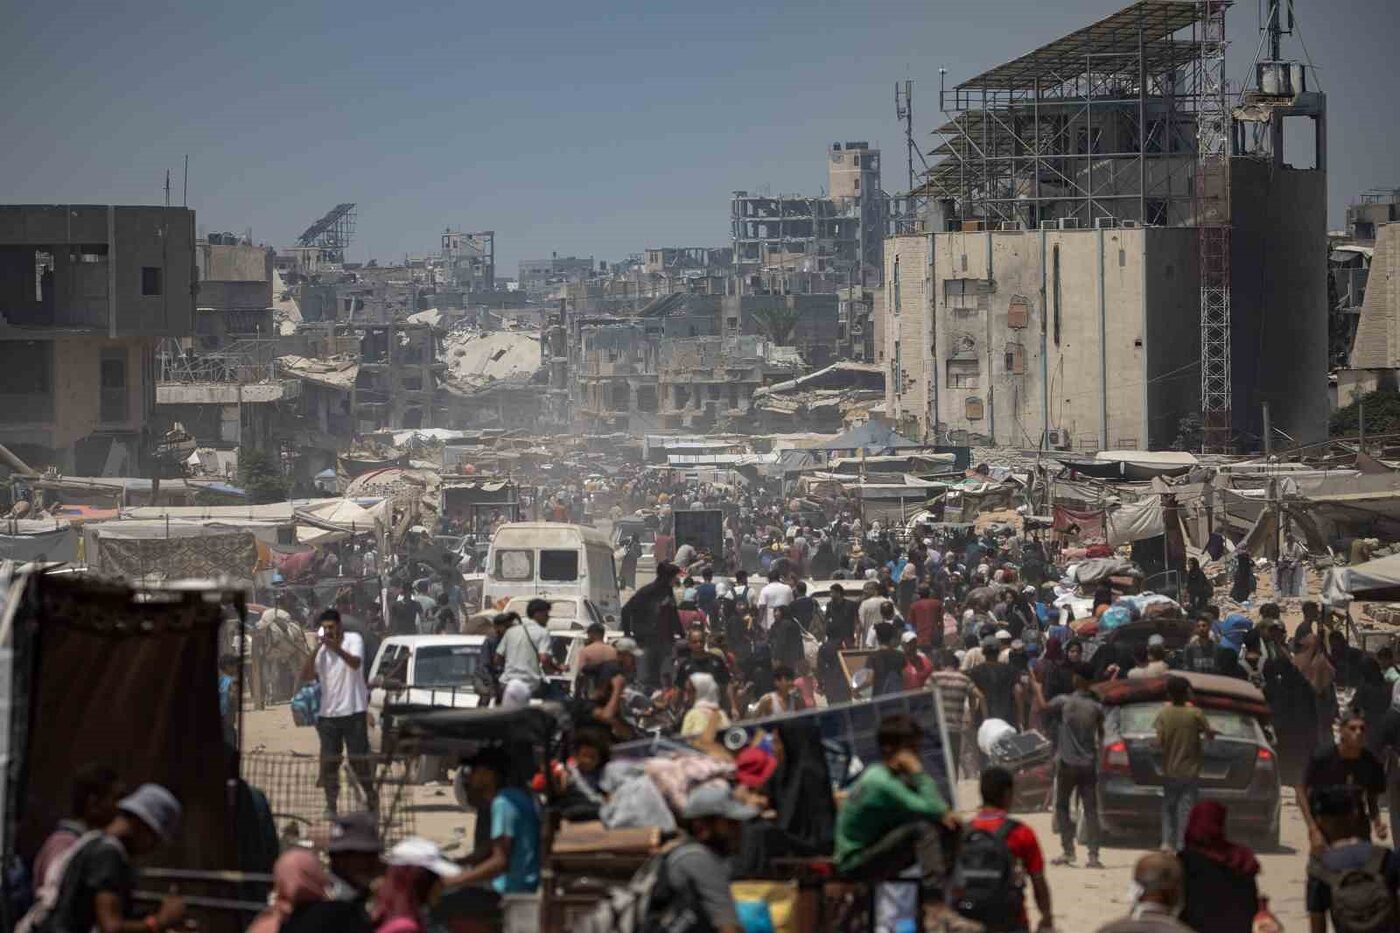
top-left (238, 447), bottom-right (289, 504)
top-left (749, 305), bottom-right (801, 345)
top-left (1330, 389), bottom-right (1400, 437)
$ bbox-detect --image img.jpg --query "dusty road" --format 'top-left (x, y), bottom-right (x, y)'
top-left (243, 701), bottom-right (1317, 930)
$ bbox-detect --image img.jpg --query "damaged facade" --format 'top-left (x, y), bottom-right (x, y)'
top-left (0, 205), bottom-right (196, 473)
top-left (575, 327), bottom-right (803, 433)
top-left (885, 0), bottom-right (1329, 451)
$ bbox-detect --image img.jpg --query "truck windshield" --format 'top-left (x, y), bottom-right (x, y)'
top-left (414, 645), bottom-right (483, 687)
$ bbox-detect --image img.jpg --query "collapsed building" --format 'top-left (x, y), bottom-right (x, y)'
top-left (883, 0), bottom-right (1328, 452)
top-left (731, 142), bottom-right (886, 294)
top-left (574, 327), bottom-right (802, 432)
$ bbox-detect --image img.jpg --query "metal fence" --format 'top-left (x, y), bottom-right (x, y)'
top-left (240, 751), bottom-right (416, 848)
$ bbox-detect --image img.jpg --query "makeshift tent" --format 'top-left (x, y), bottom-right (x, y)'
top-left (0, 521), bottom-right (78, 564)
top-left (814, 422), bottom-right (921, 454)
top-left (1322, 552), bottom-right (1400, 605)
top-left (84, 521), bottom-right (261, 582)
top-left (1105, 498), bottom-right (1166, 546)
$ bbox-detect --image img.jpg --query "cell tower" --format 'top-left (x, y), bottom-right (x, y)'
top-left (893, 80), bottom-right (929, 234)
top-left (1196, 0), bottom-right (1232, 452)
top-left (296, 203), bottom-right (357, 264)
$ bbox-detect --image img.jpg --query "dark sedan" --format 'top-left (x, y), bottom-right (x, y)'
top-left (1094, 674), bottom-right (1281, 848)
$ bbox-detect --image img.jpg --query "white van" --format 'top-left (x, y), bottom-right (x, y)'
top-left (483, 522), bottom-right (621, 620)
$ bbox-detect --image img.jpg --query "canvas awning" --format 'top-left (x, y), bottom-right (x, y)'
top-left (1323, 552), bottom-right (1400, 605)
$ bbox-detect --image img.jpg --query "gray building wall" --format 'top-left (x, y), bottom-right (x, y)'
top-left (0, 205), bottom-right (195, 338)
top-left (1230, 159), bottom-right (1329, 446)
top-left (884, 226), bottom-right (1200, 450)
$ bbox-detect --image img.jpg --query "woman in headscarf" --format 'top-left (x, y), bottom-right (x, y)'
top-left (247, 847), bottom-right (371, 933)
top-left (679, 671), bottom-right (731, 741)
top-left (1178, 801), bottom-right (1259, 933)
top-left (1230, 548), bottom-right (1256, 603)
top-left (1185, 557), bottom-right (1212, 613)
top-left (1295, 632), bottom-right (1338, 748)
top-left (1353, 655), bottom-right (1391, 755)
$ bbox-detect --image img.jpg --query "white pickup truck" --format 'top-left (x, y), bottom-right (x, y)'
top-left (366, 634), bottom-right (489, 754)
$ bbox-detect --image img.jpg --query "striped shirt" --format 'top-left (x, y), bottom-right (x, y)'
top-left (930, 669), bottom-right (973, 733)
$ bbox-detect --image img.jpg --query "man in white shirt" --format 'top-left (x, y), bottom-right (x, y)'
top-left (756, 569), bottom-right (794, 633)
top-left (856, 581), bottom-right (885, 646)
top-left (299, 608), bottom-right (375, 816)
top-left (495, 600), bottom-right (554, 694)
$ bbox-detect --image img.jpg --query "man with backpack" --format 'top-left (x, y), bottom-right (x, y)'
top-left (25, 783), bottom-right (185, 933)
top-left (1306, 785), bottom-right (1399, 933)
top-left (834, 715), bottom-right (958, 898)
top-left (644, 784), bottom-right (754, 933)
top-left (948, 766), bottom-right (1053, 933)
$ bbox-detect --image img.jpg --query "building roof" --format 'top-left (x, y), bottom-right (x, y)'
top-left (443, 330), bottom-right (542, 386)
top-left (816, 422), bottom-right (922, 452)
top-left (277, 355), bottom-right (358, 389)
top-left (957, 0), bottom-right (1203, 91)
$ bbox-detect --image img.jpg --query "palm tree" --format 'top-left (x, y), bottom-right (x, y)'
top-left (749, 305), bottom-right (801, 345)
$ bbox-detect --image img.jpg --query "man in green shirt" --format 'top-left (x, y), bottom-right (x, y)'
top-left (1153, 676), bottom-right (1217, 851)
top-left (836, 714), bottom-right (959, 893)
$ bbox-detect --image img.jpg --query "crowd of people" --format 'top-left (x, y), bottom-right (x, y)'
top-left (33, 456), bottom-right (1400, 933)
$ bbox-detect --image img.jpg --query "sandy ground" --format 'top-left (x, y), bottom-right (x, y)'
top-left (242, 711), bottom-right (1317, 931)
top-left (241, 558), bottom-right (1367, 930)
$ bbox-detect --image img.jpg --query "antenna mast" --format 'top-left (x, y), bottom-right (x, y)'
top-left (894, 80), bottom-right (930, 234)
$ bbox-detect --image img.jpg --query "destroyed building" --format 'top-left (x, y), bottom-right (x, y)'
top-left (575, 327), bottom-right (802, 432)
top-left (0, 205), bottom-right (196, 473)
top-left (731, 142), bottom-right (886, 294)
top-left (194, 234), bottom-right (275, 349)
top-left (884, 0), bottom-right (1328, 451)
top-left (1329, 189), bottom-right (1396, 374)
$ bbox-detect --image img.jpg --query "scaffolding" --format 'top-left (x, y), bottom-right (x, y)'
top-left (925, 0), bottom-right (1208, 229)
top-left (296, 203), bottom-right (357, 263)
top-left (1196, 0), bottom-right (1232, 451)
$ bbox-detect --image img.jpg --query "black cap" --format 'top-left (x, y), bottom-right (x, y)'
top-left (328, 811), bottom-right (381, 854)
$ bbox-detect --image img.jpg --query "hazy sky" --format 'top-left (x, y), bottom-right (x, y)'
top-left (2, 0), bottom-right (1395, 271)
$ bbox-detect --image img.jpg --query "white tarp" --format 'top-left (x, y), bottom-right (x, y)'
top-left (1095, 450), bottom-right (1198, 466)
top-left (1322, 552), bottom-right (1400, 605)
top-left (295, 498), bottom-right (390, 545)
top-left (1105, 497), bottom-right (1166, 545)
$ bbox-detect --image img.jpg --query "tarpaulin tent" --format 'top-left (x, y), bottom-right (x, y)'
top-left (1322, 552), bottom-right (1400, 604)
top-left (814, 422), bottom-right (921, 454)
top-left (0, 522), bottom-right (77, 564)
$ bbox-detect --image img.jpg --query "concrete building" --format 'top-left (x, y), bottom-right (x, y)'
top-left (1338, 222), bottom-right (1400, 404)
top-left (518, 255), bottom-right (592, 299)
top-left (883, 227), bottom-right (1199, 449)
top-left (0, 205), bottom-right (195, 473)
top-left (441, 229), bottom-right (494, 293)
top-left (1347, 189), bottom-right (1400, 244)
top-left (836, 285), bottom-right (879, 362)
top-left (890, 0), bottom-right (1329, 450)
top-left (731, 142), bottom-right (885, 293)
top-left (194, 234), bottom-right (274, 349)
top-left (575, 328), bottom-right (801, 432)
top-left (353, 321), bottom-right (443, 430)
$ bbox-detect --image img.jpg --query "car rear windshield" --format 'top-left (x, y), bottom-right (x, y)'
top-left (1120, 705), bottom-right (1257, 740)
top-left (414, 645), bottom-right (483, 686)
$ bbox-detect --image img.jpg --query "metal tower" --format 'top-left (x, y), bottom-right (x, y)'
top-left (1197, 0), bottom-right (1232, 452)
top-left (296, 203), bottom-right (357, 264)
